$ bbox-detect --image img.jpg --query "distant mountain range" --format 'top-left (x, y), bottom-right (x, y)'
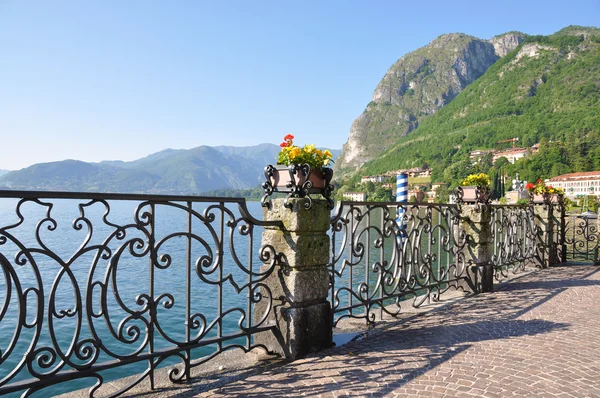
top-left (0, 144), bottom-right (341, 194)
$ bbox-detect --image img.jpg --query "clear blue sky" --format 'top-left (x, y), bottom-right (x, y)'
top-left (1, 0), bottom-right (598, 170)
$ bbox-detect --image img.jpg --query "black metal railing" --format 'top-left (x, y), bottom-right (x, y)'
top-left (490, 205), bottom-right (539, 280)
top-left (564, 214), bottom-right (599, 262)
top-left (0, 191), bottom-right (281, 397)
top-left (329, 202), bottom-right (468, 326)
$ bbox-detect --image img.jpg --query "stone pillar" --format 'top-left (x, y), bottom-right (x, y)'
top-left (533, 204), bottom-right (554, 267)
top-left (456, 204), bottom-right (493, 293)
top-left (254, 198), bottom-right (332, 359)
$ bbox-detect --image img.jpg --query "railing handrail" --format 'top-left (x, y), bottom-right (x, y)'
top-left (0, 189), bottom-right (282, 228)
top-left (0, 189), bottom-right (247, 203)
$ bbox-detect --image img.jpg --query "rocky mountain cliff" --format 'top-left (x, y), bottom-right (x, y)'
top-left (335, 32), bottom-right (525, 174)
top-left (359, 26), bottom-right (600, 185)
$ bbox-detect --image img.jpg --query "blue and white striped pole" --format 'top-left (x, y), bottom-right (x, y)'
top-left (396, 173), bottom-right (408, 244)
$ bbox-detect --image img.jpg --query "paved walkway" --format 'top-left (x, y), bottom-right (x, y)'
top-left (154, 265), bottom-right (600, 397)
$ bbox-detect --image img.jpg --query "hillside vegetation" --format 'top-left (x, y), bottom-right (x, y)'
top-left (356, 26), bottom-right (600, 187)
top-left (334, 32), bottom-right (525, 175)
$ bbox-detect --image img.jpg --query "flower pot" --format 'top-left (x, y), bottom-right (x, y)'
top-left (261, 163), bottom-right (334, 209)
top-left (529, 192), bottom-right (556, 205)
top-left (531, 194), bottom-right (545, 204)
top-left (457, 186), bottom-right (490, 204)
top-left (460, 186), bottom-right (478, 202)
top-left (269, 165), bottom-right (326, 192)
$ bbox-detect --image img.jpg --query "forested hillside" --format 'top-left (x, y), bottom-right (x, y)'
top-left (355, 26), bottom-right (600, 187)
top-left (334, 32), bottom-right (524, 175)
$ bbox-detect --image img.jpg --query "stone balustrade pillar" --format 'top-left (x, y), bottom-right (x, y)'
top-left (533, 204), bottom-right (555, 267)
top-left (456, 204), bottom-right (493, 293)
top-left (254, 198), bottom-right (332, 359)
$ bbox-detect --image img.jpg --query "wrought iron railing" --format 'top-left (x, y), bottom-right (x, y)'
top-left (564, 214), bottom-right (599, 262)
top-left (329, 202), bottom-right (468, 326)
top-left (490, 205), bottom-right (539, 280)
top-left (0, 191), bottom-right (281, 397)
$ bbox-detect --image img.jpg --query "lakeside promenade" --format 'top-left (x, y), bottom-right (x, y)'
top-left (140, 264), bottom-right (600, 397)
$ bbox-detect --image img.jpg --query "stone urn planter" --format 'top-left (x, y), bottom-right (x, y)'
top-left (529, 192), bottom-right (557, 205)
top-left (456, 186), bottom-right (491, 204)
top-left (261, 163), bottom-right (334, 209)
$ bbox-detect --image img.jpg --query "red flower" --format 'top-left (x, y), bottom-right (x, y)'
top-left (284, 134), bottom-right (294, 141)
top-left (280, 142), bottom-right (289, 148)
top-left (537, 179), bottom-right (542, 184)
top-left (526, 182), bottom-right (535, 190)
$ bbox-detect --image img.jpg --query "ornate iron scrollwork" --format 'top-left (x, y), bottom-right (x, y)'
top-left (329, 201), bottom-right (468, 326)
top-left (490, 205), bottom-right (539, 280)
top-left (0, 190), bottom-right (283, 397)
top-left (261, 163), bottom-right (334, 210)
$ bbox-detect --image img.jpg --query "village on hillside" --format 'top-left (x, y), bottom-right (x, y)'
top-left (342, 139), bottom-right (600, 207)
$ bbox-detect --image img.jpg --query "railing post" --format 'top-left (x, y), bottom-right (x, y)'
top-left (457, 204), bottom-right (493, 293)
top-left (560, 201), bottom-right (567, 264)
top-left (254, 198), bottom-right (332, 359)
top-left (533, 204), bottom-right (555, 267)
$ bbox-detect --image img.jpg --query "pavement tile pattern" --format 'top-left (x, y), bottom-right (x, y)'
top-left (192, 265), bottom-right (600, 397)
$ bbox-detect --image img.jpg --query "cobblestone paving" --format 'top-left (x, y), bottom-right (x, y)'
top-left (187, 265), bottom-right (600, 397)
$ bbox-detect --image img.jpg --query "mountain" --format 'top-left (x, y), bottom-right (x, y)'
top-left (335, 32), bottom-right (525, 174)
top-left (0, 144), bottom-right (285, 194)
top-left (0, 170), bottom-right (9, 177)
top-left (358, 26), bottom-right (600, 185)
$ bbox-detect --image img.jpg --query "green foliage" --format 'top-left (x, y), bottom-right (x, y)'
top-left (562, 197), bottom-right (575, 211)
top-left (368, 187), bottom-right (394, 202)
top-left (577, 195), bottom-right (599, 212)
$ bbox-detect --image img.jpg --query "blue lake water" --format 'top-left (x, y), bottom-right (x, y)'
top-left (0, 198), bottom-right (268, 397)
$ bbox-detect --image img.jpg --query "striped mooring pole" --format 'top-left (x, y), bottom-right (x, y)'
top-left (396, 172), bottom-right (408, 243)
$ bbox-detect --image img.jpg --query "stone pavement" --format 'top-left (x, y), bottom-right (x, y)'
top-left (150, 265), bottom-right (600, 397)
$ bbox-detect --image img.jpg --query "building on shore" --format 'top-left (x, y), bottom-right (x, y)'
top-left (547, 171), bottom-right (600, 199)
top-left (342, 192), bottom-right (367, 201)
top-left (470, 143), bottom-right (540, 165)
top-left (360, 175), bottom-right (385, 184)
top-left (360, 167), bottom-right (432, 185)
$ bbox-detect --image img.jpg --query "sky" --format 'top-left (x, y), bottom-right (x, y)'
top-left (0, 0), bottom-right (598, 170)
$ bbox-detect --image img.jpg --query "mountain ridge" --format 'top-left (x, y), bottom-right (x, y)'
top-left (335, 31), bottom-right (526, 174)
top-left (0, 144), bottom-right (342, 194)
top-left (356, 25), bottom-right (600, 187)
top-left (0, 144), bottom-right (277, 193)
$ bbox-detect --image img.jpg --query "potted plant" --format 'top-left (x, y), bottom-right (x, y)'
top-left (456, 173), bottom-right (491, 204)
top-left (526, 179), bottom-right (564, 204)
top-left (262, 134), bottom-right (334, 209)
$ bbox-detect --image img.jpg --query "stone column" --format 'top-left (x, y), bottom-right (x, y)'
top-left (533, 204), bottom-right (554, 267)
top-left (254, 198), bottom-right (332, 359)
top-left (456, 204), bottom-right (493, 293)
